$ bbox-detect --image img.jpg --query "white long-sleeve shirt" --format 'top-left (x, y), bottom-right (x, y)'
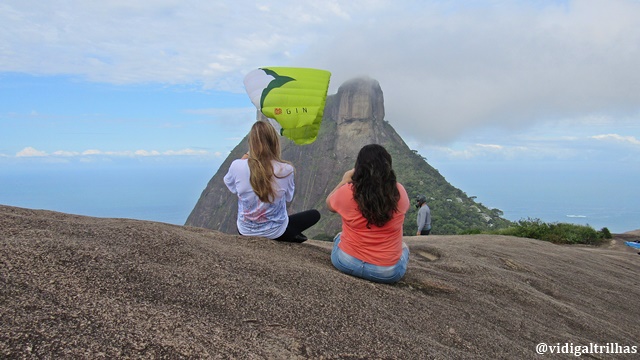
top-left (224, 159), bottom-right (295, 239)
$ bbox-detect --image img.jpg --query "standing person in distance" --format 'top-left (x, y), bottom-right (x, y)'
top-left (326, 144), bottom-right (410, 284)
top-left (416, 195), bottom-right (431, 236)
top-left (224, 121), bottom-right (320, 243)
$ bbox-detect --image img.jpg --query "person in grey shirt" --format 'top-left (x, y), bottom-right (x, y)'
top-left (415, 195), bottom-right (431, 235)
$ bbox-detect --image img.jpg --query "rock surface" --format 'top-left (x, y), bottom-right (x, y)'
top-left (2, 205), bottom-right (639, 359)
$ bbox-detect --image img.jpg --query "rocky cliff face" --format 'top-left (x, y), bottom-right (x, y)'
top-left (186, 77), bottom-right (511, 238)
top-left (331, 77), bottom-right (386, 157)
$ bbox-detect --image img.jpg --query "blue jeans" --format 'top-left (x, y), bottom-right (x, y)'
top-left (331, 233), bottom-right (409, 284)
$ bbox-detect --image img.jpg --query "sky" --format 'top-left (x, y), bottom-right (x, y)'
top-left (1, 0), bottom-right (639, 231)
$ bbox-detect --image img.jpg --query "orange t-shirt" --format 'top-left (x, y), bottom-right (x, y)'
top-left (329, 182), bottom-right (410, 266)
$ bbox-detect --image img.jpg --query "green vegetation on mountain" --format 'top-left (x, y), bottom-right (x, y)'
top-left (461, 218), bottom-right (612, 246)
top-left (379, 121), bottom-right (513, 236)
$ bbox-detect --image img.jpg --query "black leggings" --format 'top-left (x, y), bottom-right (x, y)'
top-left (274, 209), bottom-right (321, 242)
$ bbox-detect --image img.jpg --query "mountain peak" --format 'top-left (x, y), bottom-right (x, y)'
top-left (186, 77), bottom-right (512, 238)
top-left (330, 76), bottom-right (385, 125)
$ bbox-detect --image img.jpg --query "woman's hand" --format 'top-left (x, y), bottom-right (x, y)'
top-left (326, 168), bottom-right (355, 212)
top-left (342, 168), bottom-right (354, 183)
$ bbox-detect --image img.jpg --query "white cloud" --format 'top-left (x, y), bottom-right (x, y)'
top-left (2, 0), bottom-right (640, 146)
top-left (163, 149), bottom-right (210, 156)
top-left (52, 150), bottom-right (80, 157)
top-left (16, 147), bottom-right (48, 157)
top-left (82, 149), bottom-right (103, 156)
top-left (302, 0), bottom-right (640, 144)
top-left (134, 150), bottom-right (161, 157)
top-left (12, 147), bottom-right (218, 159)
top-left (592, 134), bottom-right (640, 146)
top-left (0, 0), bottom-right (367, 90)
top-left (420, 139), bottom-right (585, 162)
top-left (475, 144), bottom-right (503, 151)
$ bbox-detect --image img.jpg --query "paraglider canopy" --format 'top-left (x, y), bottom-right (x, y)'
top-left (243, 67), bottom-right (331, 145)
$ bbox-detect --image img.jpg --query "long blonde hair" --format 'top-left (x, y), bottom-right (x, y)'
top-left (247, 121), bottom-right (292, 203)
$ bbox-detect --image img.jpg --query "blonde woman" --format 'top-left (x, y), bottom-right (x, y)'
top-left (224, 121), bottom-right (320, 242)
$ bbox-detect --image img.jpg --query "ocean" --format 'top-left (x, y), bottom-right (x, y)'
top-left (1, 160), bottom-right (638, 233)
top-left (431, 160), bottom-right (640, 234)
top-left (0, 163), bottom-right (217, 226)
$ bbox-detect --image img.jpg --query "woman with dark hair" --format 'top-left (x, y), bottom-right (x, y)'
top-left (224, 121), bottom-right (320, 243)
top-left (326, 144), bottom-right (410, 283)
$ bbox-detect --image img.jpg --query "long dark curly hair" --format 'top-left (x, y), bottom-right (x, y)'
top-left (352, 144), bottom-right (400, 228)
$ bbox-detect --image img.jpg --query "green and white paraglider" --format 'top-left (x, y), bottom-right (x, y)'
top-left (243, 67), bottom-right (331, 145)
